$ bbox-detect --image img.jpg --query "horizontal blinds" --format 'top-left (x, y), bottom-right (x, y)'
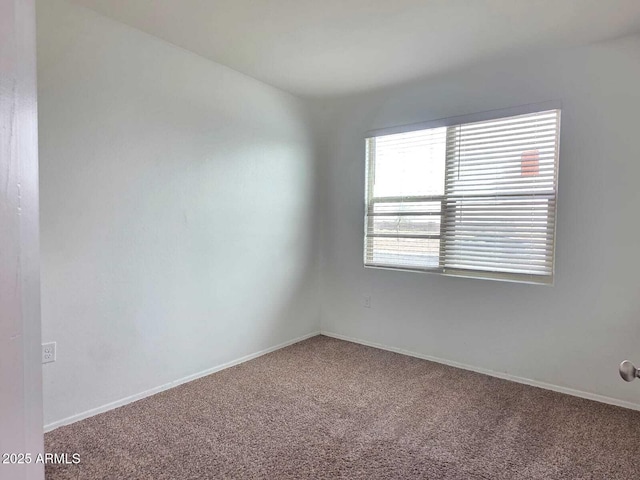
top-left (364, 108), bottom-right (560, 284)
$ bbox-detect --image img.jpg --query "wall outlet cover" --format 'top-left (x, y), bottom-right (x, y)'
top-left (363, 295), bottom-right (371, 308)
top-left (42, 342), bottom-right (56, 364)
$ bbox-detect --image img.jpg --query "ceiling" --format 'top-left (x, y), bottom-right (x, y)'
top-left (70, 0), bottom-right (640, 97)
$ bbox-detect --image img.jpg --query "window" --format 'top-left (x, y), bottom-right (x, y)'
top-left (364, 105), bottom-right (561, 284)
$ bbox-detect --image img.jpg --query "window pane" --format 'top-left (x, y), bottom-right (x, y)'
top-left (373, 128), bottom-right (446, 198)
top-left (442, 197), bottom-right (554, 276)
top-left (367, 237), bottom-right (440, 269)
top-left (446, 111), bottom-right (558, 196)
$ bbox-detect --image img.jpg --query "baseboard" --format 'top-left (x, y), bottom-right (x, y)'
top-left (321, 331), bottom-right (640, 412)
top-left (44, 331), bottom-right (321, 432)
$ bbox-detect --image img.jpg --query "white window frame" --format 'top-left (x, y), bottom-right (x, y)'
top-left (363, 101), bottom-right (561, 285)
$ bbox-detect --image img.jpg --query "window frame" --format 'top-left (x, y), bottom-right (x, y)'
top-left (363, 101), bottom-right (561, 285)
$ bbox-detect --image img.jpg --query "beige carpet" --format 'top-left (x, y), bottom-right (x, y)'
top-left (46, 335), bottom-right (640, 479)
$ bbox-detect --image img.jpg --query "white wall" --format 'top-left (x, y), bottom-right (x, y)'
top-left (314, 35), bottom-right (640, 407)
top-left (37, 0), bottom-right (320, 428)
top-left (1, 0), bottom-right (44, 478)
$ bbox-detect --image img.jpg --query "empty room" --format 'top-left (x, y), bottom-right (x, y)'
top-left (3, 0), bottom-right (640, 479)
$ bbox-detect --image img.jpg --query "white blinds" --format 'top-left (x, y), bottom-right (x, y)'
top-left (364, 108), bottom-right (561, 284)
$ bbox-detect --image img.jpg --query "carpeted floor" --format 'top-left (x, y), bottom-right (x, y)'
top-left (46, 335), bottom-right (640, 479)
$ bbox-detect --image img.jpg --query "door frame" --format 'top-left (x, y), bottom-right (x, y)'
top-left (0, 0), bottom-right (44, 479)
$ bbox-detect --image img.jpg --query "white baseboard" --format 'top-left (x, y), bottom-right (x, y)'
top-left (321, 331), bottom-right (640, 412)
top-left (44, 331), bottom-right (321, 432)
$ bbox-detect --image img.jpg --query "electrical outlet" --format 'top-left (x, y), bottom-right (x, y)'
top-left (363, 295), bottom-right (371, 308)
top-left (42, 342), bottom-right (56, 364)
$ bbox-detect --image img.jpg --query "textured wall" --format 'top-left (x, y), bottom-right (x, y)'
top-left (37, 0), bottom-right (320, 427)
